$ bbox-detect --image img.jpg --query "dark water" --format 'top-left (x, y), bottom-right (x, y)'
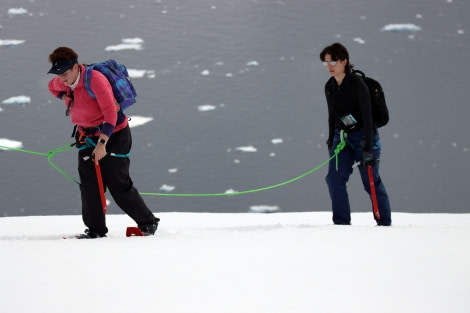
top-left (1, 0), bottom-right (469, 216)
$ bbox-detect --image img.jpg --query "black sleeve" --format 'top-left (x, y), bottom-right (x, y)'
top-left (324, 79), bottom-right (335, 145)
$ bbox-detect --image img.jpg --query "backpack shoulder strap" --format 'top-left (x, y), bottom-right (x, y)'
top-left (83, 64), bottom-right (97, 100)
top-left (351, 69), bottom-right (365, 77)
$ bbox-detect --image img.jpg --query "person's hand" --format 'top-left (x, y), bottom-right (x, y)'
top-left (361, 150), bottom-right (376, 167)
top-left (92, 144), bottom-right (107, 163)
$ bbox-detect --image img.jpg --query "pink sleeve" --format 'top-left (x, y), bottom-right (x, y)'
top-left (48, 77), bottom-right (67, 99)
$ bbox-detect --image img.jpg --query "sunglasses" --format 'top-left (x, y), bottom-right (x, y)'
top-left (322, 61), bottom-right (338, 67)
top-left (65, 91), bottom-right (74, 116)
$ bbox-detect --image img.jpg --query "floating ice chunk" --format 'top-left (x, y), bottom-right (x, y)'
top-left (201, 69), bottom-right (210, 76)
top-left (225, 189), bottom-right (237, 194)
top-left (159, 184), bottom-right (175, 192)
top-left (105, 38), bottom-right (144, 51)
top-left (381, 23), bottom-right (422, 32)
top-left (0, 138), bottom-right (23, 150)
top-left (2, 95), bottom-right (31, 104)
top-left (271, 138), bottom-right (283, 144)
top-left (226, 73), bottom-right (233, 77)
top-left (354, 37), bottom-right (365, 44)
top-left (8, 8), bottom-right (28, 15)
top-left (246, 61), bottom-right (259, 67)
top-left (168, 168), bottom-right (178, 173)
top-left (235, 146), bottom-right (257, 152)
top-left (122, 37), bottom-right (144, 44)
top-left (0, 39), bottom-right (25, 46)
top-left (128, 116), bottom-right (154, 128)
top-left (198, 104), bottom-right (216, 112)
top-left (105, 43), bottom-right (143, 51)
top-left (127, 69), bottom-right (147, 78)
top-left (249, 205), bottom-right (280, 213)
top-left (146, 70), bottom-right (156, 79)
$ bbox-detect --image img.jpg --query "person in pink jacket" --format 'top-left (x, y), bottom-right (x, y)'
top-left (47, 47), bottom-right (159, 238)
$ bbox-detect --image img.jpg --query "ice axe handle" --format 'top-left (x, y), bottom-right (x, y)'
top-left (94, 160), bottom-right (107, 214)
top-left (367, 165), bottom-right (380, 220)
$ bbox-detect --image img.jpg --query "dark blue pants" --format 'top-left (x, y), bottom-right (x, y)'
top-left (326, 129), bottom-right (392, 225)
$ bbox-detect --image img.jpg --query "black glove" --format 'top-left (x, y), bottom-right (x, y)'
top-left (361, 150), bottom-right (376, 167)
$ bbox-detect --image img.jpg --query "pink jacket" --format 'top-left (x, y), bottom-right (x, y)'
top-left (48, 64), bottom-right (128, 136)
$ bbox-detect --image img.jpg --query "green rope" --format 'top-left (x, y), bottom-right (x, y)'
top-left (0, 132), bottom-right (345, 197)
top-left (46, 143), bottom-right (79, 184)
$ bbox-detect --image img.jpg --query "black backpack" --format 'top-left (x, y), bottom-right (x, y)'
top-left (352, 69), bottom-right (389, 128)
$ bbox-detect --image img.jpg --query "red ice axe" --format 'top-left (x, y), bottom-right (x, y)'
top-left (367, 165), bottom-right (380, 220)
top-left (94, 159), bottom-right (107, 214)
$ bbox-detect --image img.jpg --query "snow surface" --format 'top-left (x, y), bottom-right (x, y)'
top-left (0, 212), bottom-right (469, 313)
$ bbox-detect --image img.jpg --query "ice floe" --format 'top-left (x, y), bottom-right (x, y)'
top-left (381, 23), bottom-right (422, 32)
top-left (271, 138), bottom-right (283, 145)
top-left (127, 69), bottom-right (147, 78)
top-left (8, 8), bottom-right (28, 15)
top-left (159, 184), bottom-right (175, 192)
top-left (126, 69), bottom-right (155, 79)
top-left (235, 146), bottom-right (258, 152)
top-left (2, 96), bottom-right (31, 105)
top-left (246, 61), bottom-right (259, 67)
top-left (354, 37), bottom-right (365, 44)
top-left (249, 205), bottom-right (280, 213)
top-left (105, 38), bottom-right (144, 51)
top-left (0, 39), bottom-right (25, 47)
top-left (128, 116), bottom-right (154, 128)
top-left (0, 138), bottom-right (23, 150)
top-left (198, 105), bottom-right (217, 112)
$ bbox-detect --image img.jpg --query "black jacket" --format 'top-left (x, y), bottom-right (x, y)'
top-left (325, 71), bottom-right (374, 150)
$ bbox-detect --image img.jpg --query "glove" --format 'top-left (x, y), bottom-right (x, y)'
top-left (361, 150), bottom-right (376, 167)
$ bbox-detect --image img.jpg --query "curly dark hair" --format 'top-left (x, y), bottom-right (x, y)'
top-left (48, 47), bottom-right (78, 63)
top-left (319, 42), bottom-right (354, 72)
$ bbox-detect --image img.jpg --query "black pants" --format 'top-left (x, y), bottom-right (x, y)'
top-left (78, 125), bottom-right (155, 235)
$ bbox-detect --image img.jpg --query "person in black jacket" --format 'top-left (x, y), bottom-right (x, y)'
top-left (320, 43), bottom-right (391, 226)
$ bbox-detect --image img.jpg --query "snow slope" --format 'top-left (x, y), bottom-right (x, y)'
top-left (0, 212), bottom-right (469, 313)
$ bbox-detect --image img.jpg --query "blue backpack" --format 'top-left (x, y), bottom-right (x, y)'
top-left (83, 59), bottom-right (137, 111)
